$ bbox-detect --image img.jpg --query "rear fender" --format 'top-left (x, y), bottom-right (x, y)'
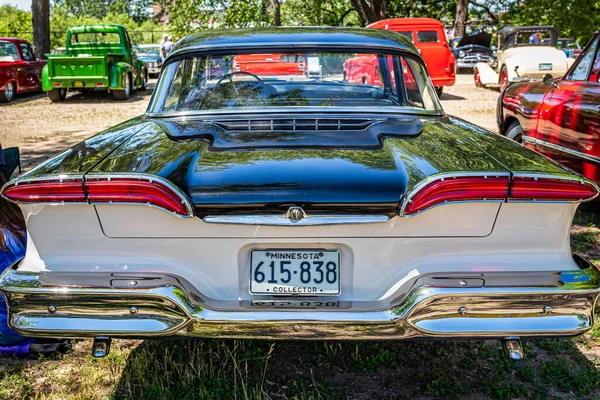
top-left (109, 62), bottom-right (131, 90)
top-left (41, 64), bottom-right (52, 92)
top-left (474, 62), bottom-right (498, 85)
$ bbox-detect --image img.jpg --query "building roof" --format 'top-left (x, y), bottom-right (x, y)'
top-left (169, 27), bottom-right (419, 59)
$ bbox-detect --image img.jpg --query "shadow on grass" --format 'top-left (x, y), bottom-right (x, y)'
top-left (440, 93), bottom-right (467, 101)
top-left (110, 337), bottom-right (600, 400)
top-left (61, 87), bottom-right (153, 104)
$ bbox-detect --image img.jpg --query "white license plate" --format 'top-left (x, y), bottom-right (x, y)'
top-left (539, 63), bottom-right (552, 71)
top-left (250, 249), bottom-right (340, 296)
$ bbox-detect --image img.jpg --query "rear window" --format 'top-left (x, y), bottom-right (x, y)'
top-left (70, 32), bottom-right (121, 45)
top-left (149, 50), bottom-right (440, 114)
top-left (417, 31), bottom-right (439, 43)
top-left (398, 32), bottom-right (413, 42)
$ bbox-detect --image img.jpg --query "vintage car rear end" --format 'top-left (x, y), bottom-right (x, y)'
top-left (1, 28), bottom-right (599, 359)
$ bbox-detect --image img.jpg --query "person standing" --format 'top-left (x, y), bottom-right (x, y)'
top-left (159, 33), bottom-right (168, 62)
top-left (163, 35), bottom-right (174, 57)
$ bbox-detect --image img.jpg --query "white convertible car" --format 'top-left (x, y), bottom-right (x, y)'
top-left (1, 28), bottom-right (599, 360)
top-left (474, 26), bottom-right (570, 91)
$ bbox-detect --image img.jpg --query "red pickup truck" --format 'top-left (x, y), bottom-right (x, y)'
top-left (367, 18), bottom-right (455, 97)
top-left (0, 38), bottom-right (46, 102)
top-left (232, 54), bottom-right (306, 76)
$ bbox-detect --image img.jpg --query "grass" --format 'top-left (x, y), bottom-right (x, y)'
top-left (1, 211), bottom-right (599, 400)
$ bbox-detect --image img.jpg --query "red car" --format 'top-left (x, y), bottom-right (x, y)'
top-left (232, 53), bottom-right (306, 76)
top-left (368, 18), bottom-right (455, 97)
top-left (0, 38), bottom-right (46, 102)
top-left (499, 31), bottom-right (600, 185)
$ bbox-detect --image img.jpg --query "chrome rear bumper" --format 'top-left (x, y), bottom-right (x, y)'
top-left (1, 265), bottom-right (599, 340)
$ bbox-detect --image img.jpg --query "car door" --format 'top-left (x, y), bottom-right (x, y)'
top-left (535, 35), bottom-right (600, 183)
top-left (19, 42), bottom-right (44, 91)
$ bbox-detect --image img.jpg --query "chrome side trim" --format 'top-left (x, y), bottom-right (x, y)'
top-left (1, 267), bottom-right (598, 340)
top-left (203, 214), bottom-right (390, 226)
top-left (524, 136), bottom-right (600, 165)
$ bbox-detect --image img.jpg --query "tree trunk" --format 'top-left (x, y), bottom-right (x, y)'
top-left (454, 0), bottom-right (468, 38)
top-left (271, 0), bottom-right (281, 26)
top-left (32, 0), bottom-right (50, 59)
top-left (349, 0), bottom-right (389, 26)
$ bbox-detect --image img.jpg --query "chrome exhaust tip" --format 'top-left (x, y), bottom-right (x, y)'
top-left (502, 337), bottom-right (524, 360)
top-left (92, 336), bottom-right (112, 358)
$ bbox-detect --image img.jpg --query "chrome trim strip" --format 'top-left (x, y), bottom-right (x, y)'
top-left (203, 214), bottom-right (390, 226)
top-left (1, 267), bottom-right (598, 340)
top-left (524, 136), bottom-right (600, 165)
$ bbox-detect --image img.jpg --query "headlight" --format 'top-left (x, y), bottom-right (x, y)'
top-left (459, 50), bottom-right (466, 58)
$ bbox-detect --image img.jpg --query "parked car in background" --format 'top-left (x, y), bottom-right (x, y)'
top-left (499, 31), bottom-right (600, 186)
top-left (133, 44), bottom-right (162, 78)
top-left (474, 26), bottom-right (569, 91)
top-left (1, 28), bottom-right (598, 361)
top-left (43, 24), bottom-right (147, 101)
top-left (451, 31), bottom-right (495, 73)
top-left (232, 53), bottom-right (306, 77)
top-left (555, 38), bottom-right (582, 59)
top-left (368, 18), bottom-right (455, 97)
top-left (0, 38), bottom-right (46, 102)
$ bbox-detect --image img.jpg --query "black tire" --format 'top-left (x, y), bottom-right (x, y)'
top-left (112, 73), bottom-right (131, 100)
top-left (47, 88), bottom-right (67, 102)
top-left (0, 81), bottom-right (15, 102)
top-left (140, 69), bottom-right (148, 91)
top-left (435, 86), bottom-right (443, 98)
top-left (505, 121), bottom-right (523, 144)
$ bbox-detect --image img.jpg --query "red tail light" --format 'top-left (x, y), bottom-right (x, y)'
top-left (1, 176), bottom-right (193, 217)
top-left (403, 176), bottom-right (510, 215)
top-left (510, 177), bottom-right (599, 202)
top-left (86, 177), bottom-right (191, 216)
top-left (1, 178), bottom-right (86, 203)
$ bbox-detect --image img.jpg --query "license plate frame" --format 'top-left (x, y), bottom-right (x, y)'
top-left (250, 249), bottom-right (341, 296)
top-left (538, 63), bottom-right (552, 71)
top-left (74, 81), bottom-right (84, 88)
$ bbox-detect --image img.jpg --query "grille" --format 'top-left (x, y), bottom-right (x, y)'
top-left (210, 118), bottom-right (377, 132)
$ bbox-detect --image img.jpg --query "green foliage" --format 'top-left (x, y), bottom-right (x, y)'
top-left (0, 5), bottom-right (33, 42)
top-left (504, 0), bottom-right (600, 44)
top-left (53, 0), bottom-right (152, 23)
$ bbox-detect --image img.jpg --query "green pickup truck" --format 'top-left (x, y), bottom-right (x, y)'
top-left (43, 24), bottom-right (147, 101)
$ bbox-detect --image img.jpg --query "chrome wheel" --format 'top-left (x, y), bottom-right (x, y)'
top-left (506, 121), bottom-right (523, 143)
top-left (2, 82), bottom-right (15, 102)
top-left (125, 74), bottom-right (131, 97)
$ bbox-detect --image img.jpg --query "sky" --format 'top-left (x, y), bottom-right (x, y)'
top-left (0, 0), bottom-right (31, 11)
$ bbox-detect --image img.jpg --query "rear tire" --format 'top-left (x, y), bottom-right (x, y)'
top-left (112, 73), bottom-right (131, 100)
top-left (0, 81), bottom-right (15, 102)
top-left (505, 121), bottom-right (523, 144)
top-left (47, 88), bottom-right (67, 102)
top-left (435, 86), bottom-right (443, 98)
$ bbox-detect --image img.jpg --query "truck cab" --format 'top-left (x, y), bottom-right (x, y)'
top-left (368, 18), bottom-right (456, 97)
top-left (42, 24), bottom-right (147, 101)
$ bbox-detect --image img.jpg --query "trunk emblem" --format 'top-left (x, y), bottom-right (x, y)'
top-left (286, 206), bottom-right (307, 222)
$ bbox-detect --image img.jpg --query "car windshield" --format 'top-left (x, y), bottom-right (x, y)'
top-left (0, 41), bottom-right (20, 62)
top-left (514, 31), bottom-right (554, 46)
top-left (135, 46), bottom-right (160, 55)
top-left (149, 50), bottom-right (440, 114)
top-left (557, 39), bottom-right (579, 49)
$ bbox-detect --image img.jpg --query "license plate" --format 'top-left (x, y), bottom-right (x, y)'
top-left (74, 81), bottom-right (84, 88)
top-left (250, 249), bottom-right (340, 296)
top-left (539, 63), bottom-right (552, 71)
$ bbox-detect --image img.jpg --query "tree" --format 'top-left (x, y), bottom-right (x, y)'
top-left (271, 0), bottom-right (280, 26)
top-left (454, 0), bottom-right (468, 37)
top-left (32, 0), bottom-right (50, 59)
top-left (349, 0), bottom-right (390, 25)
top-left (53, 0), bottom-right (152, 23)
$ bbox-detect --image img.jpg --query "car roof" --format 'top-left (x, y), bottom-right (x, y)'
top-left (367, 18), bottom-right (445, 29)
top-left (0, 37), bottom-right (28, 44)
top-left (68, 24), bottom-right (126, 34)
top-left (498, 26), bottom-right (559, 37)
top-left (169, 27), bottom-right (419, 59)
